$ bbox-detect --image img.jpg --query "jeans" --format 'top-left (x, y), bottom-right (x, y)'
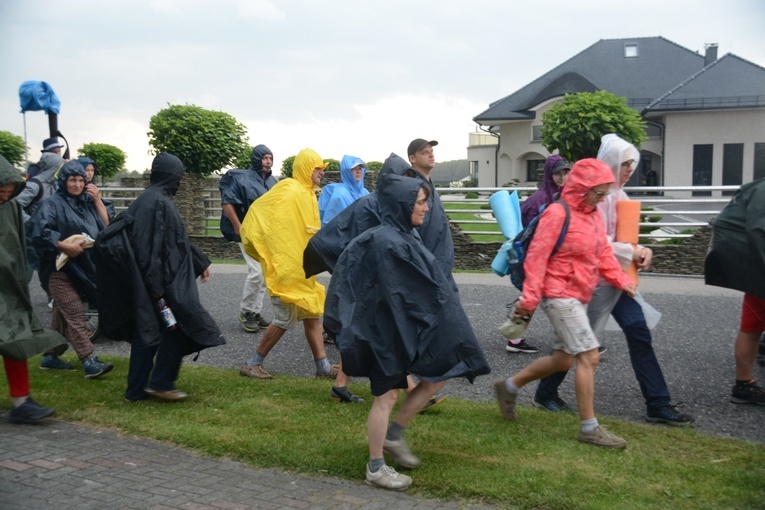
top-left (535, 292), bottom-right (671, 410)
top-left (126, 328), bottom-right (199, 401)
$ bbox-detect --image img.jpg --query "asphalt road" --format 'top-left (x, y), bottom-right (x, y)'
top-left (29, 266), bottom-right (765, 444)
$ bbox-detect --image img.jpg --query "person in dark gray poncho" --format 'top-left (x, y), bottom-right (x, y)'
top-left (323, 173), bottom-right (490, 490)
top-left (96, 153), bottom-right (225, 402)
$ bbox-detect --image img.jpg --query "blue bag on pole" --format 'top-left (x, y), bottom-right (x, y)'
top-left (19, 81), bottom-right (61, 114)
top-left (489, 190), bottom-right (522, 277)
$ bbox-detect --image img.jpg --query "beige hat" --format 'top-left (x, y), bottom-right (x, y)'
top-left (55, 233), bottom-right (95, 270)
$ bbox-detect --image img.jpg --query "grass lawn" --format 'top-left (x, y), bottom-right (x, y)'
top-left (5, 356), bottom-right (763, 510)
top-left (443, 202), bottom-right (505, 243)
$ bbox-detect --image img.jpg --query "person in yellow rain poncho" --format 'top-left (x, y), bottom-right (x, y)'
top-left (238, 148), bottom-right (339, 380)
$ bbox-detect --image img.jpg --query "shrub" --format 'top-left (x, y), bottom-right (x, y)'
top-left (77, 143), bottom-right (126, 179)
top-left (465, 191), bottom-right (479, 199)
top-left (0, 130), bottom-right (27, 168)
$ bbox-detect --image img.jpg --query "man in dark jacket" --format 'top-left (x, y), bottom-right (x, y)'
top-left (96, 153), bottom-right (225, 401)
top-left (219, 145), bottom-right (276, 333)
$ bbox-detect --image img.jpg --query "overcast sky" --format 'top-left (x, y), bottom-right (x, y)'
top-left (1, 0), bottom-right (764, 174)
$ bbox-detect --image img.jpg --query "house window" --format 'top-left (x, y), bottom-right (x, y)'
top-left (692, 144), bottom-right (713, 197)
top-left (527, 159), bottom-right (545, 182)
top-left (469, 160), bottom-right (479, 181)
top-left (531, 125), bottom-right (543, 142)
top-left (644, 124), bottom-right (661, 138)
top-left (754, 143), bottom-right (765, 181)
top-left (722, 143), bottom-right (744, 195)
top-left (624, 43), bottom-right (638, 58)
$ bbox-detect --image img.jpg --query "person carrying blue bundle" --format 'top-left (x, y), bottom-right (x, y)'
top-left (318, 155), bottom-right (368, 226)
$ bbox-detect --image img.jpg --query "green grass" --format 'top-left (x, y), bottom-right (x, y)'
top-left (443, 202), bottom-right (505, 242)
top-left (4, 355), bottom-right (763, 509)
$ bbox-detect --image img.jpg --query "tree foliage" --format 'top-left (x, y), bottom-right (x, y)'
top-left (541, 91), bottom-right (647, 162)
top-left (232, 145), bottom-right (254, 170)
top-left (78, 142), bottom-right (126, 179)
top-left (0, 130), bottom-right (27, 168)
top-left (366, 161), bottom-right (383, 173)
top-left (280, 155), bottom-right (296, 178)
top-left (147, 104), bottom-right (249, 176)
top-left (323, 158), bottom-right (340, 173)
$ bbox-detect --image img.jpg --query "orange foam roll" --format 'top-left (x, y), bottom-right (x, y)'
top-left (616, 200), bottom-right (641, 284)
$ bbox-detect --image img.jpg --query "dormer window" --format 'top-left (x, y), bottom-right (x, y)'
top-left (624, 43), bottom-right (638, 58)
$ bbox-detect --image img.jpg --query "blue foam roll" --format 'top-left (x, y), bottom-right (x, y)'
top-left (491, 239), bottom-right (513, 277)
top-left (489, 190), bottom-right (522, 240)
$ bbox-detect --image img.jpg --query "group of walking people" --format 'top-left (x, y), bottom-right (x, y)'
top-left (2, 131), bottom-right (763, 493)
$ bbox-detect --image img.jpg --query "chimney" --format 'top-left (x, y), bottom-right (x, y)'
top-left (704, 43), bottom-right (719, 66)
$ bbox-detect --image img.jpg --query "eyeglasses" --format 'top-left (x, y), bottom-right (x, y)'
top-left (590, 189), bottom-right (610, 197)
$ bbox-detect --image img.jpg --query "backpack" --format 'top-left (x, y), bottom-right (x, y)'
top-left (507, 200), bottom-right (570, 291)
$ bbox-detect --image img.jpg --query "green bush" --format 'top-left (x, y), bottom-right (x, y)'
top-left (0, 130), bottom-right (27, 168)
top-left (77, 142), bottom-right (126, 179)
top-left (147, 104), bottom-right (249, 176)
top-left (465, 191), bottom-right (479, 199)
top-left (541, 91), bottom-right (647, 162)
top-left (366, 161), bottom-right (382, 172)
top-left (280, 155), bottom-right (296, 178)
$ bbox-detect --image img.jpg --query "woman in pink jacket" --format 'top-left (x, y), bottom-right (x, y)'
top-left (494, 158), bottom-right (636, 449)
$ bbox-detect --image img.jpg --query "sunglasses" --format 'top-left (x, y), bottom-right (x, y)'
top-left (590, 190), bottom-right (610, 197)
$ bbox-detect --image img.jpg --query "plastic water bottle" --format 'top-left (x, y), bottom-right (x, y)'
top-left (156, 298), bottom-right (177, 331)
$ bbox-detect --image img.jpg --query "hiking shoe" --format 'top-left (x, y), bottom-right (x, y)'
top-left (145, 388), bottom-right (188, 401)
top-left (8, 398), bottom-right (55, 424)
top-left (533, 395), bottom-right (571, 412)
top-left (365, 464), bottom-right (412, 491)
top-left (645, 405), bottom-right (695, 426)
top-left (731, 380), bottom-right (765, 406)
top-left (330, 386), bottom-right (365, 403)
top-left (506, 339), bottom-right (539, 353)
top-left (82, 355), bottom-right (114, 379)
top-left (240, 312), bottom-right (269, 332)
top-left (577, 425), bottom-right (627, 450)
top-left (323, 331), bottom-right (336, 344)
top-left (47, 298), bottom-right (55, 309)
top-left (493, 378), bottom-right (518, 420)
top-left (383, 438), bottom-right (421, 469)
top-left (316, 364), bottom-right (340, 380)
top-left (598, 345), bottom-right (607, 355)
top-left (240, 365), bottom-right (273, 379)
top-left (40, 353), bottom-right (75, 371)
top-left (421, 395), bottom-right (446, 411)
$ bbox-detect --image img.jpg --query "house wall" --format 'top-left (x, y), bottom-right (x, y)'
top-left (468, 145), bottom-right (498, 186)
top-left (663, 109), bottom-right (765, 186)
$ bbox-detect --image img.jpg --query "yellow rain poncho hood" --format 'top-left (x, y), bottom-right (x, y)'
top-left (240, 148), bottom-right (327, 314)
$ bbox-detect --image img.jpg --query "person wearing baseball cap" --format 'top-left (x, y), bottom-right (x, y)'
top-left (41, 138), bottom-right (65, 156)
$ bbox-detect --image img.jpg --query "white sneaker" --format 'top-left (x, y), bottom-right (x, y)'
top-left (365, 464), bottom-right (412, 491)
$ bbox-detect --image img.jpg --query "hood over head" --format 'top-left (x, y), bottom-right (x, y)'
top-left (378, 153), bottom-right (416, 183)
top-left (544, 155), bottom-right (569, 187)
top-left (560, 158), bottom-right (615, 211)
top-left (56, 160), bottom-right (87, 197)
top-left (38, 152), bottom-right (65, 175)
top-left (0, 155), bottom-right (26, 200)
top-left (597, 133), bottom-right (640, 188)
top-left (250, 144), bottom-right (273, 173)
top-left (377, 173), bottom-right (425, 232)
top-left (76, 157), bottom-right (98, 179)
top-left (293, 148), bottom-right (326, 188)
top-left (339, 154), bottom-right (366, 196)
top-left (150, 152), bottom-right (185, 195)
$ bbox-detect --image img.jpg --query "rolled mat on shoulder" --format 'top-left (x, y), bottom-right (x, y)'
top-left (489, 189), bottom-right (522, 240)
top-left (616, 200), bottom-right (641, 284)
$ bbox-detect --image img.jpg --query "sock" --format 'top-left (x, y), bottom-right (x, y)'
top-left (315, 357), bottom-right (331, 373)
top-left (386, 422), bottom-right (406, 441)
top-left (581, 418), bottom-right (599, 432)
top-left (247, 353), bottom-right (265, 366)
top-left (368, 457), bottom-right (385, 473)
top-left (508, 338), bottom-right (524, 345)
top-left (504, 378), bottom-right (519, 394)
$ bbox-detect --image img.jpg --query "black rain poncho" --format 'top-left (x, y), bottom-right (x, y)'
top-left (0, 156), bottom-right (66, 360)
top-left (95, 153), bottom-right (225, 349)
top-left (705, 177), bottom-right (765, 299)
top-left (303, 153), bottom-right (414, 277)
top-left (26, 161), bottom-right (104, 304)
top-left (323, 174), bottom-right (490, 395)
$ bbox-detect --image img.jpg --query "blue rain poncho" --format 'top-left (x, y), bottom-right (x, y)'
top-left (318, 155), bottom-right (368, 226)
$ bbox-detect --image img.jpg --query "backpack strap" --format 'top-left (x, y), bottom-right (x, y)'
top-left (551, 200), bottom-right (570, 254)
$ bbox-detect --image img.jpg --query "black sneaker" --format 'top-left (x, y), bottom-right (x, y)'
top-left (506, 339), bottom-right (539, 353)
top-left (533, 396), bottom-right (571, 412)
top-left (8, 398), bottom-right (55, 424)
top-left (731, 380), bottom-right (765, 406)
top-left (330, 386), bottom-right (365, 404)
top-left (645, 405), bottom-right (695, 426)
top-left (597, 345), bottom-right (607, 355)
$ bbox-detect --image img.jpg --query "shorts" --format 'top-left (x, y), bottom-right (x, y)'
top-left (270, 295), bottom-right (321, 330)
top-left (740, 293), bottom-right (765, 332)
top-left (540, 297), bottom-right (600, 356)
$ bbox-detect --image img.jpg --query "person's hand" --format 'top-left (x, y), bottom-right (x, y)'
top-left (200, 267), bottom-right (211, 283)
top-left (513, 303), bottom-right (532, 320)
top-left (234, 223), bottom-right (241, 236)
top-left (622, 284), bottom-right (637, 298)
top-left (59, 239), bottom-right (85, 258)
top-left (84, 183), bottom-right (101, 201)
top-left (633, 246), bottom-right (653, 269)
